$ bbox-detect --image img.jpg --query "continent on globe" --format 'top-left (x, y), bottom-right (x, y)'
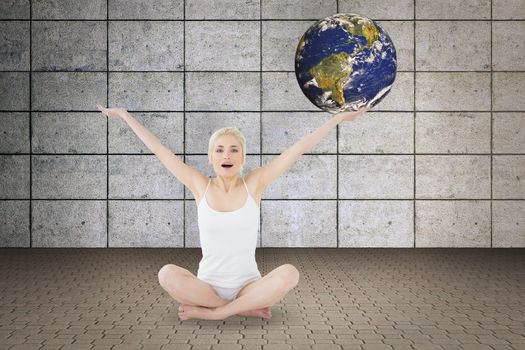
top-left (295, 13), bottom-right (397, 113)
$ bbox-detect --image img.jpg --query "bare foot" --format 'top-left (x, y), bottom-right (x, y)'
top-left (236, 307), bottom-right (272, 319)
top-left (178, 304), bottom-right (221, 321)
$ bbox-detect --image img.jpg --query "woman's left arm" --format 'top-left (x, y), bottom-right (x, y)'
top-left (255, 106), bottom-right (368, 189)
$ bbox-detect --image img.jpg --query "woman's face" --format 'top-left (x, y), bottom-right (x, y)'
top-left (210, 134), bottom-right (244, 176)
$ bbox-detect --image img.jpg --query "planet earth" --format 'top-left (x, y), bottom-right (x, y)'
top-left (295, 13), bottom-right (397, 113)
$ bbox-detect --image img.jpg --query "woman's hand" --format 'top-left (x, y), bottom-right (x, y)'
top-left (96, 104), bottom-right (126, 119)
top-left (336, 105), bottom-right (369, 122)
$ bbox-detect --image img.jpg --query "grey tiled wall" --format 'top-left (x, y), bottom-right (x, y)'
top-left (1, 0), bottom-right (524, 248)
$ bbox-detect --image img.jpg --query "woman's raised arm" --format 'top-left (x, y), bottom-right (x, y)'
top-left (253, 106), bottom-right (369, 190)
top-left (96, 104), bottom-right (206, 193)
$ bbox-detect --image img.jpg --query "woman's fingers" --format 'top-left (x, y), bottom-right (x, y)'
top-left (96, 104), bottom-right (112, 118)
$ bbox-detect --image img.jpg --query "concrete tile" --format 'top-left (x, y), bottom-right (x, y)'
top-left (379, 21), bottom-right (414, 71)
top-left (493, 113), bottom-right (525, 154)
top-left (262, 72), bottom-right (321, 111)
top-left (32, 72), bottom-right (106, 111)
top-left (416, 155), bottom-right (491, 199)
top-left (186, 0), bottom-right (259, 20)
top-left (416, 72), bottom-right (491, 111)
top-left (186, 72), bottom-right (260, 111)
top-left (416, 0), bottom-right (490, 19)
top-left (32, 0), bottom-right (106, 19)
top-left (261, 200), bottom-right (337, 247)
top-left (0, 21), bottom-right (29, 70)
top-left (184, 154), bottom-right (261, 199)
top-left (0, 112), bottom-right (29, 153)
top-left (0, 201), bottom-right (30, 247)
top-left (416, 21), bottom-right (490, 71)
top-left (415, 112), bottom-right (491, 153)
top-left (109, 112), bottom-right (183, 154)
top-left (261, 155), bottom-right (337, 198)
top-left (186, 21), bottom-right (259, 71)
top-left (262, 0), bottom-right (336, 19)
top-left (339, 112), bottom-right (413, 153)
top-left (493, 73), bottom-right (525, 111)
top-left (32, 112), bottom-right (106, 153)
top-left (339, 0), bottom-right (414, 20)
top-left (109, 72), bottom-right (183, 111)
top-left (108, 200), bottom-right (183, 247)
top-left (32, 200), bottom-right (107, 247)
top-left (339, 200), bottom-right (413, 247)
top-left (493, 0), bottom-right (525, 19)
top-left (32, 21), bottom-right (106, 71)
top-left (262, 112), bottom-right (336, 154)
top-left (109, 21), bottom-right (183, 71)
top-left (262, 21), bottom-right (315, 71)
top-left (339, 155), bottom-right (414, 199)
top-left (415, 200), bottom-right (491, 247)
top-left (32, 155), bottom-right (106, 199)
top-left (373, 72), bottom-right (413, 111)
top-left (186, 112), bottom-right (260, 154)
top-left (0, 0), bottom-right (29, 19)
top-left (0, 72), bottom-right (29, 110)
top-left (493, 201), bottom-right (525, 247)
top-left (492, 22), bottom-right (525, 71)
top-left (108, 155), bottom-right (184, 199)
top-left (0, 155), bottom-right (29, 199)
top-left (493, 156), bottom-right (525, 199)
top-left (109, 0), bottom-right (183, 19)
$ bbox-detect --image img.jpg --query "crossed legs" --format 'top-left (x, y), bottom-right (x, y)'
top-left (158, 264), bottom-right (300, 320)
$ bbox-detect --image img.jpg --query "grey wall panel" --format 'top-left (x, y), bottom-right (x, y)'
top-left (0, 0), bottom-right (523, 248)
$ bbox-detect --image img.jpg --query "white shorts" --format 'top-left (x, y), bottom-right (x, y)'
top-left (211, 275), bottom-right (262, 301)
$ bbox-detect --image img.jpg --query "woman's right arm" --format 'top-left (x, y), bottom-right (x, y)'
top-left (97, 104), bottom-right (206, 193)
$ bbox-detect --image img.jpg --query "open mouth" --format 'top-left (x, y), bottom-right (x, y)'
top-left (221, 164), bottom-right (233, 168)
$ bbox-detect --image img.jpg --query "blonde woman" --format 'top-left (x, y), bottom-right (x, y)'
top-left (97, 103), bottom-right (368, 320)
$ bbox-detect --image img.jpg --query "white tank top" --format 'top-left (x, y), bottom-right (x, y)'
top-left (197, 176), bottom-right (261, 288)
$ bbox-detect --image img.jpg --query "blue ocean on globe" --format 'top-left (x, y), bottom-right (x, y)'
top-left (295, 13), bottom-right (397, 113)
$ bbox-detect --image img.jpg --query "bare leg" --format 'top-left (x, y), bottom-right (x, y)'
top-left (178, 266), bottom-right (299, 321)
top-left (157, 264), bottom-right (272, 318)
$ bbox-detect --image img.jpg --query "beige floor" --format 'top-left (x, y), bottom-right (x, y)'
top-left (0, 248), bottom-right (524, 350)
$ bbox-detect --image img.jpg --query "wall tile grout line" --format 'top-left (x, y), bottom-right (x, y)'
top-left (4, 18), bottom-right (525, 22)
top-left (336, 0), bottom-right (339, 248)
top-left (414, 0), bottom-right (417, 248)
top-left (29, 0), bottom-right (32, 248)
top-left (12, 110), bottom-right (524, 113)
top-left (4, 152), bottom-right (525, 156)
top-left (106, 0), bottom-right (109, 248)
top-left (490, 0), bottom-right (493, 248)
top-left (7, 70), bottom-right (523, 73)
top-left (259, 1), bottom-right (263, 250)
top-left (4, 198), bottom-right (522, 201)
top-left (183, 0), bottom-right (186, 248)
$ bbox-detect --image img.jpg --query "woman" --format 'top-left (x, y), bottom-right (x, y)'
top-left (97, 103), bottom-right (368, 321)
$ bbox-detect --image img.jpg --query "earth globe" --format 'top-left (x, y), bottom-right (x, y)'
top-left (295, 13), bottom-right (397, 113)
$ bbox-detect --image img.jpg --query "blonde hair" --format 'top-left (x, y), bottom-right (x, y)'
top-left (208, 127), bottom-right (247, 174)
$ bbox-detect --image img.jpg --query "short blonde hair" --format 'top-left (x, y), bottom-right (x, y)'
top-left (208, 127), bottom-right (247, 173)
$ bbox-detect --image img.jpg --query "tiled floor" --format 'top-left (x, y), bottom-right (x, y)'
top-left (0, 248), bottom-right (524, 350)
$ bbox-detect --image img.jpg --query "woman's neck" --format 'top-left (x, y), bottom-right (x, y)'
top-left (214, 175), bottom-right (241, 193)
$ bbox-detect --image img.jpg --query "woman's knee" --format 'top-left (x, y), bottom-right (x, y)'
top-left (279, 264), bottom-right (300, 290)
top-left (158, 264), bottom-right (188, 289)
